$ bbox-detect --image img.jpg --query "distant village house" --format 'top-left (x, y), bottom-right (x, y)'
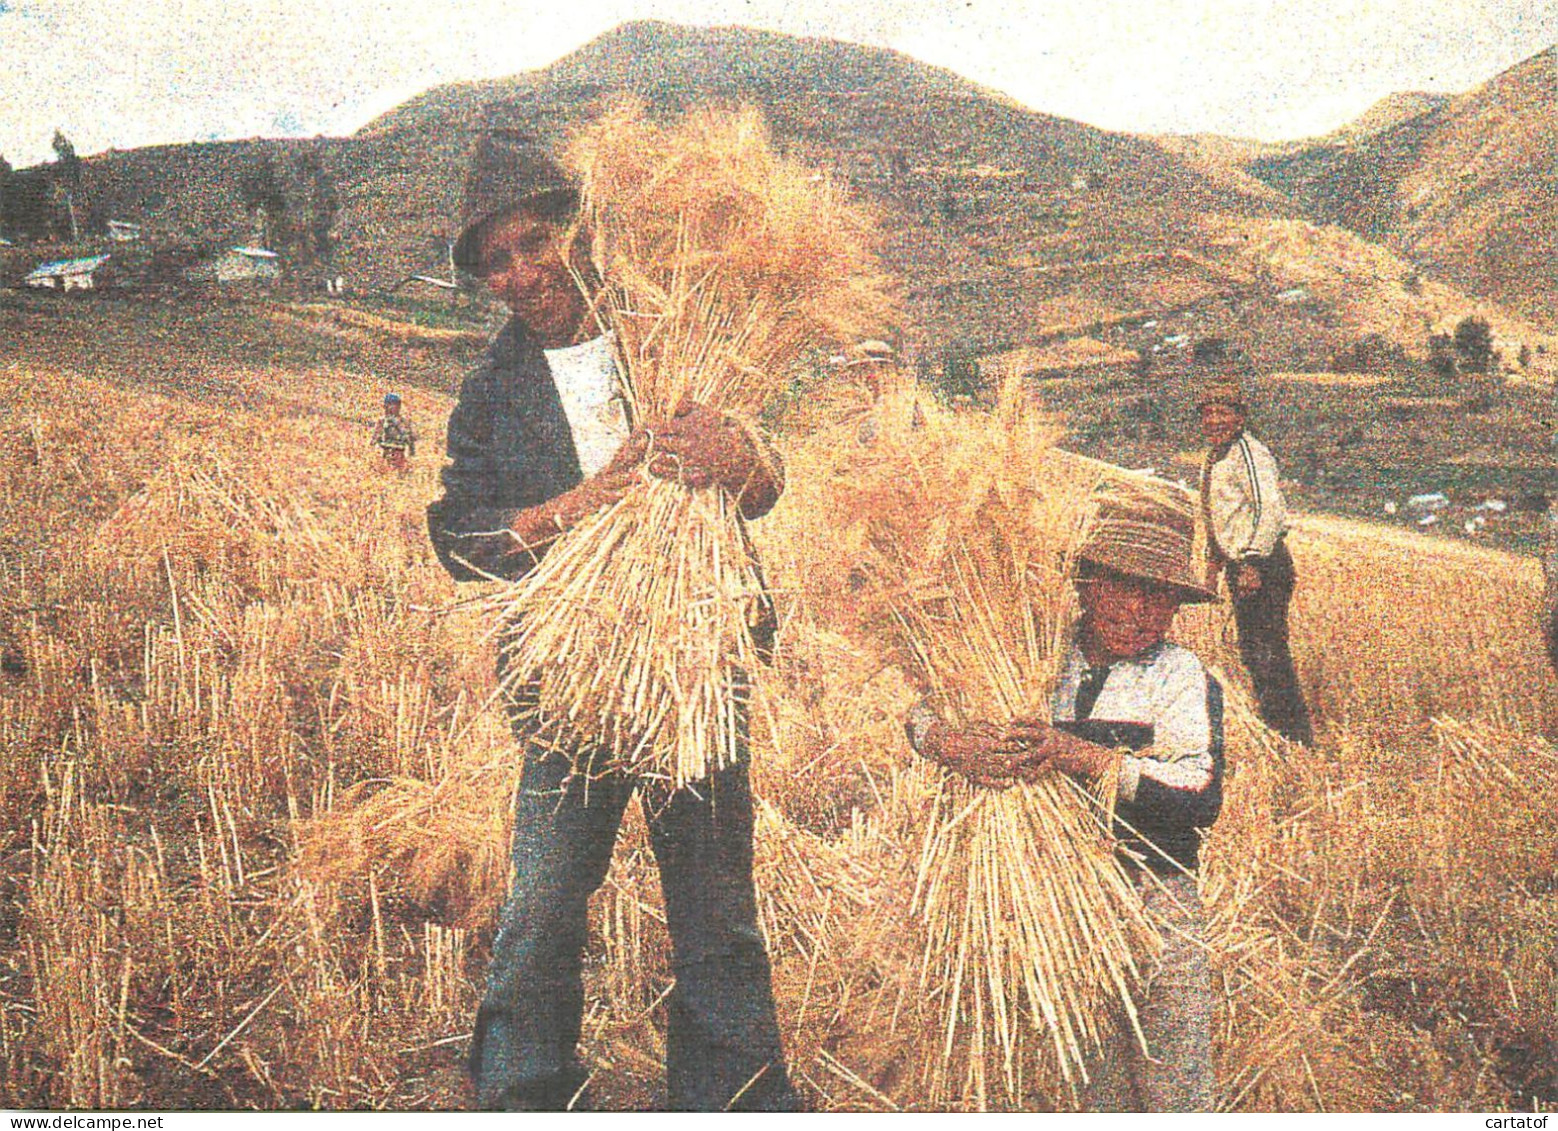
top-left (24, 255), bottom-right (112, 291)
top-left (185, 246), bottom-right (281, 285)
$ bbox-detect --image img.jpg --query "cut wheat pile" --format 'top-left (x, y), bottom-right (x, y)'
top-left (769, 392), bottom-right (1167, 1104)
top-left (489, 101), bottom-right (893, 788)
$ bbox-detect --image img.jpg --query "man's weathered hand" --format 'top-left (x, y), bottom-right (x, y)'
top-left (647, 402), bottom-right (780, 516)
top-left (1005, 715), bottom-right (1116, 780)
top-left (504, 432), bottom-right (649, 557)
top-left (923, 720), bottom-right (1029, 789)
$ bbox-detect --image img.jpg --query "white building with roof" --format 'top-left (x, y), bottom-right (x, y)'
top-left (185, 246), bottom-right (281, 285)
top-left (24, 255), bottom-right (111, 291)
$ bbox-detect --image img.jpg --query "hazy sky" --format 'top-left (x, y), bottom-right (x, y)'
top-left (2, 0), bottom-right (1554, 166)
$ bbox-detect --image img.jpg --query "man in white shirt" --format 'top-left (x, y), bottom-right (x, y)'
top-left (1198, 362), bottom-right (1314, 746)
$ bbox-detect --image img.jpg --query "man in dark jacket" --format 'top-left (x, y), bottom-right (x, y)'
top-left (427, 129), bottom-right (796, 1112)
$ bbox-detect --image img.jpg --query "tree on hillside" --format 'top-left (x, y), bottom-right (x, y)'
top-left (0, 152), bottom-right (11, 237)
top-left (240, 151), bottom-right (290, 251)
top-left (928, 344), bottom-right (987, 405)
top-left (1191, 337), bottom-right (1230, 366)
top-left (295, 150), bottom-right (338, 263)
top-left (1427, 332), bottom-right (1459, 385)
top-left (6, 167), bottom-right (54, 240)
top-left (1453, 316), bottom-right (1495, 374)
top-left (51, 129), bottom-right (81, 241)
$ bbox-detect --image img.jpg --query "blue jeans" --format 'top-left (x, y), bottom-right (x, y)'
top-left (469, 713), bottom-right (798, 1111)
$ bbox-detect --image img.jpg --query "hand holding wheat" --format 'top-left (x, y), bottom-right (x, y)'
top-left (486, 101), bottom-right (894, 789)
top-left (920, 718), bottom-right (1030, 789)
top-left (646, 403), bottom-right (778, 515)
top-left (1007, 716), bottom-right (1120, 780)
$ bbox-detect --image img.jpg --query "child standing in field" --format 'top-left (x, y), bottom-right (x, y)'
top-left (373, 392), bottom-right (417, 471)
top-left (905, 484), bottom-right (1224, 1112)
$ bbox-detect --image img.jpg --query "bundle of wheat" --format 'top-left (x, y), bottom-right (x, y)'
top-left (768, 392), bottom-right (1165, 1104)
top-left (489, 101), bottom-right (893, 789)
top-left (293, 708), bottom-right (520, 930)
top-left (889, 475), bottom-right (1161, 1103)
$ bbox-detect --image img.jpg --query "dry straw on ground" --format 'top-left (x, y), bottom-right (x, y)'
top-left (490, 101), bottom-right (894, 788)
top-left (8, 304), bottom-right (1558, 1112)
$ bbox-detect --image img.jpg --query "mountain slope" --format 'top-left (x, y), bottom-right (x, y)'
top-left (363, 20), bottom-right (1007, 134)
top-left (358, 20), bottom-right (1287, 351)
top-left (1248, 47), bottom-right (1557, 324)
top-left (23, 20), bottom-right (1547, 371)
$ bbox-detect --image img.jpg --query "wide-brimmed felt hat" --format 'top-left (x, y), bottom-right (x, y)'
top-left (1196, 375), bottom-right (1247, 409)
top-left (1192, 337), bottom-right (1250, 409)
top-left (1079, 480), bottom-right (1215, 604)
top-left (452, 128), bottom-right (578, 274)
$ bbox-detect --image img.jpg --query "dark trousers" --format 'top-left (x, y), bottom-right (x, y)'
top-left (1229, 540), bottom-right (1314, 746)
top-left (469, 719), bottom-right (798, 1112)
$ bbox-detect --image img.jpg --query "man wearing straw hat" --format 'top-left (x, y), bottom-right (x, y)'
top-left (426, 128), bottom-right (795, 1112)
top-left (1197, 350), bottom-right (1314, 746)
top-left (906, 483), bottom-right (1224, 1112)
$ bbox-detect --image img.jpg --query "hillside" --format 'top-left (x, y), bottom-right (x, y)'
top-left (1246, 47), bottom-right (1558, 325)
top-left (357, 20), bottom-right (1291, 354)
top-left (11, 20), bottom-right (1291, 357)
top-left (362, 20), bottom-right (1007, 132)
top-left (1150, 91), bottom-right (1449, 202)
top-left (1335, 91), bottom-right (1452, 143)
top-left (7, 22), bottom-right (1549, 371)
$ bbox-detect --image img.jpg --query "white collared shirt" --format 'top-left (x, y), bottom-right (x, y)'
top-left (1202, 432), bottom-right (1289, 560)
top-left (544, 334), bottom-right (630, 478)
top-left (1052, 641), bottom-right (1217, 803)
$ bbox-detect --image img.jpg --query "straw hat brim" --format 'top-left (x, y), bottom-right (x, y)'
top-left (1077, 544), bottom-right (1216, 605)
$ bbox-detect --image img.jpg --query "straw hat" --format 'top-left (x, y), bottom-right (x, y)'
top-left (452, 128), bottom-right (578, 274)
top-left (1079, 481), bottom-right (1215, 603)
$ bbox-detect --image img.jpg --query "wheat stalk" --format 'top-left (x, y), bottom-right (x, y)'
top-left (487, 101), bottom-right (893, 788)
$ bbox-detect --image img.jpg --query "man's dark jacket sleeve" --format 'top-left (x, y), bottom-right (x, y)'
top-left (427, 320), bottom-right (583, 582)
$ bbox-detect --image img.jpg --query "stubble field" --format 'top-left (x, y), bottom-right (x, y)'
top-left (1, 295), bottom-right (1555, 1111)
